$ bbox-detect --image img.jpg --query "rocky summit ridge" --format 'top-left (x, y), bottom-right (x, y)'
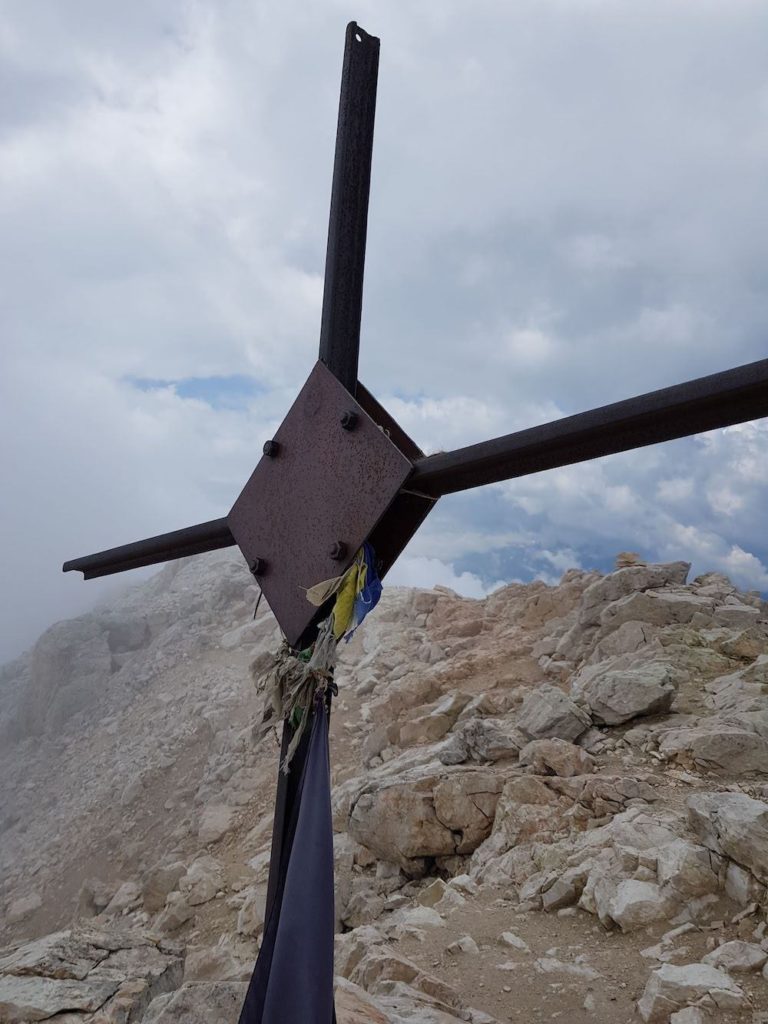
top-left (1, 550), bottom-right (768, 1023)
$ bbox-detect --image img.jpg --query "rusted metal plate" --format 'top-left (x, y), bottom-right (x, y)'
top-left (227, 361), bottom-right (413, 647)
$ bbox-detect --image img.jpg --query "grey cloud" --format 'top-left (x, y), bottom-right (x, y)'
top-left (1, 0), bottom-right (767, 663)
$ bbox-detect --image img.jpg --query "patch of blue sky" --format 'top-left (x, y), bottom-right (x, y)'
top-left (127, 374), bottom-right (265, 409)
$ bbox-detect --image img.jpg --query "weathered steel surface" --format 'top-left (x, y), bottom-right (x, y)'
top-left (227, 361), bottom-right (412, 647)
top-left (318, 22), bottom-right (380, 395)
top-left (62, 518), bottom-right (234, 580)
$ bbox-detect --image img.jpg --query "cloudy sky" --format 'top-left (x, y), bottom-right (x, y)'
top-left (2, 0), bottom-right (767, 664)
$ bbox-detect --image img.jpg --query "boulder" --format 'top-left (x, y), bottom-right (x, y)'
top-left (578, 563), bottom-right (691, 627)
top-left (0, 974), bottom-right (120, 1021)
top-left (688, 792), bottom-right (768, 883)
top-left (236, 887), bottom-right (266, 937)
top-left (446, 935), bottom-right (479, 955)
top-left (441, 717), bottom-right (525, 764)
top-left (607, 880), bottom-right (674, 932)
top-left (517, 685), bottom-right (591, 742)
top-left (198, 804), bottom-right (236, 844)
top-left (599, 590), bottom-right (714, 633)
top-left (0, 926), bottom-right (183, 1024)
top-left (6, 893), bottom-right (42, 925)
top-left (659, 727), bottom-right (768, 773)
top-left (518, 738), bottom-right (595, 777)
top-left (655, 840), bottom-right (720, 899)
top-left (103, 880), bottom-right (142, 916)
top-left (155, 892), bottom-right (195, 933)
top-left (143, 980), bottom-right (248, 1023)
top-left (702, 940), bottom-right (767, 972)
top-left (349, 769), bottom-right (502, 870)
top-left (179, 856), bottom-right (224, 906)
top-left (637, 962), bottom-right (745, 1022)
top-left (398, 692), bottom-right (470, 747)
top-left (143, 862), bottom-right (187, 913)
top-left (572, 660), bottom-right (680, 725)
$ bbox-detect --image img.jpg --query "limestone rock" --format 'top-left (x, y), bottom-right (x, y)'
top-left (143, 862), bottom-right (187, 913)
top-left (155, 892), bottom-right (195, 933)
top-left (103, 880), bottom-right (142, 916)
top-left (398, 691), bottom-right (470, 747)
top-left (499, 931), bottom-right (529, 952)
top-left (179, 856), bottom-right (224, 906)
top-left (334, 977), bottom-right (391, 1024)
top-left (447, 935), bottom-right (479, 955)
top-left (76, 879), bottom-right (115, 919)
top-left (607, 880), bottom-right (673, 932)
top-left (518, 738), bottom-right (595, 777)
top-left (441, 717), bottom-right (525, 764)
top-left (660, 726), bottom-right (768, 773)
top-left (198, 804), bottom-right (236, 844)
top-left (572, 660), bottom-right (681, 725)
top-left (655, 840), bottom-right (720, 899)
top-left (143, 980), bottom-right (248, 1022)
top-left (6, 893), bottom-right (42, 925)
top-left (578, 562), bottom-right (690, 628)
top-left (517, 685), bottom-right (591, 742)
top-left (0, 926), bottom-right (183, 1024)
top-left (669, 1008), bottom-right (706, 1024)
top-left (348, 769), bottom-right (502, 870)
top-left (688, 792), bottom-right (768, 883)
top-left (0, 973), bottom-right (119, 1021)
top-left (702, 940), bottom-right (767, 972)
top-left (637, 962), bottom-right (745, 1022)
top-left (236, 887), bottom-right (266, 937)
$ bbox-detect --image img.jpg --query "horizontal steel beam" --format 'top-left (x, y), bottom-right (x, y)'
top-left (62, 517), bottom-right (234, 579)
top-left (63, 357), bottom-right (768, 579)
top-left (409, 357), bottom-right (768, 497)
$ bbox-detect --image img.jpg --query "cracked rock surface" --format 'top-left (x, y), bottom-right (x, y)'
top-left (2, 550), bottom-right (768, 1022)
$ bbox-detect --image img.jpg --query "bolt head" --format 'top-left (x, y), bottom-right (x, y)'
top-left (249, 558), bottom-right (266, 576)
top-left (329, 541), bottom-right (348, 562)
top-left (340, 410), bottom-right (358, 431)
top-left (262, 439), bottom-right (279, 457)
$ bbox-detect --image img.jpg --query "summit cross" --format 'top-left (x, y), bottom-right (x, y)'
top-left (62, 21), bottom-right (768, 1024)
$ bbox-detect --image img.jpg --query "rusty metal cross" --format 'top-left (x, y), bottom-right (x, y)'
top-left (64, 22), bottom-right (768, 644)
top-left (60, 22), bottom-right (768, 1024)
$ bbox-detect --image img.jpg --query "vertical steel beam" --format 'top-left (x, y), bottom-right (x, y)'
top-left (318, 21), bottom-right (380, 396)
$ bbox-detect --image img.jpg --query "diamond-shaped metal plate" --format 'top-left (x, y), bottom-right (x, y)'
top-left (227, 361), bottom-right (414, 647)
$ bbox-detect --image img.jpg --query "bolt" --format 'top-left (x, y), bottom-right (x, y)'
top-left (329, 542), bottom-right (347, 562)
top-left (262, 439), bottom-right (279, 457)
top-left (249, 558), bottom-right (266, 576)
top-left (340, 410), bottom-right (358, 431)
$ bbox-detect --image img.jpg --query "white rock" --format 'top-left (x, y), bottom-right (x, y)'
top-left (669, 1008), bottom-right (706, 1024)
top-left (447, 935), bottom-right (479, 955)
top-left (656, 840), bottom-right (719, 898)
top-left (688, 792), bottom-right (768, 884)
top-left (499, 931), bottom-right (530, 952)
top-left (608, 880), bottom-right (673, 932)
top-left (637, 962), bottom-right (745, 1022)
top-left (6, 893), bottom-right (42, 924)
top-left (572, 660), bottom-right (681, 725)
top-left (236, 887), bottom-right (265, 937)
top-left (179, 856), bottom-right (224, 906)
top-left (517, 685), bottom-right (591, 742)
top-left (197, 804), bottom-right (236, 844)
top-left (702, 940), bottom-right (766, 972)
top-left (518, 738), bottom-right (595, 777)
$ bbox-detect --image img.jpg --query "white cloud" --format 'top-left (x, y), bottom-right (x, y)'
top-left (2, 0), bottom-right (767, 662)
top-left (387, 555), bottom-right (505, 599)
